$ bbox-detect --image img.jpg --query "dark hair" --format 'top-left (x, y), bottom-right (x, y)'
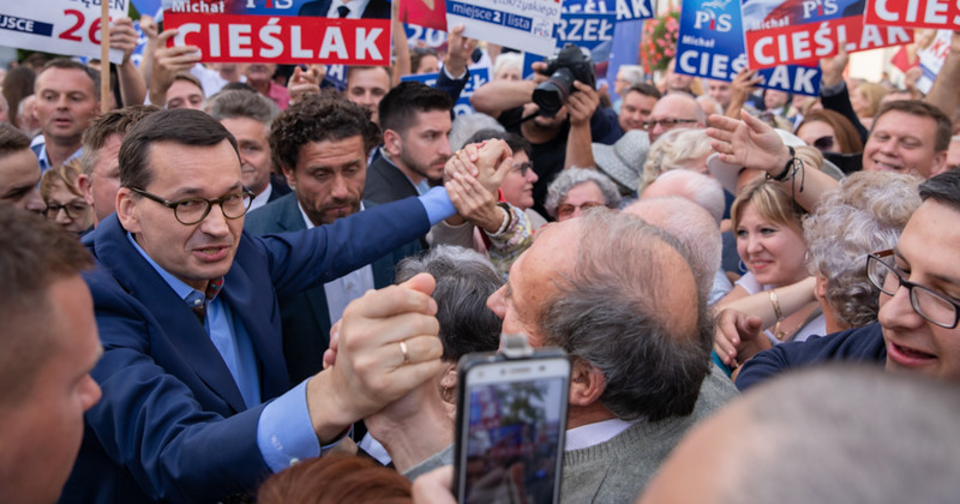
top-left (378, 82), bottom-right (453, 134)
top-left (872, 100), bottom-right (952, 152)
top-left (0, 122), bottom-right (31, 159)
top-left (538, 210), bottom-right (712, 422)
top-left (346, 65), bottom-right (392, 83)
top-left (464, 129), bottom-right (532, 159)
top-left (221, 81), bottom-right (259, 94)
top-left (118, 109), bottom-right (238, 190)
top-left (2, 66), bottom-right (36, 129)
top-left (81, 105), bottom-right (161, 176)
top-left (626, 82), bottom-right (662, 100)
top-left (395, 246), bottom-right (503, 361)
top-left (410, 48), bottom-right (440, 74)
top-left (797, 109), bottom-right (864, 154)
top-left (270, 93), bottom-right (380, 171)
top-left (0, 206), bottom-right (94, 405)
top-left (256, 453), bottom-right (411, 504)
top-left (918, 167), bottom-right (960, 212)
top-left (207, 89), bottom-right (280, 125)
top-left (36, 58), bottom-right (100, 101)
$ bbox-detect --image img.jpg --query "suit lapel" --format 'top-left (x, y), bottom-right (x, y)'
top-left (94, 215), bottom-right (248, 413)
top-left (276, 196), bottom-right (333, 341)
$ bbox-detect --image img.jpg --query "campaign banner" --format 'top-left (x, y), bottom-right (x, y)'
top-left (865, 0), bottom-right (960, 30)
top-left (561, 0), bottom-right (653, 21)
top-left (401, 67), bottom-right (490, 116)
top-left (405, 23), bottom-right (448, 49)
top-left (915, 29), bottom-right (952, 93)
top-left (445, 0), bottom-right (561, 56)
top-left (0, 0), bottom-right (127, 62)
top-left (163, 5), bottom-right (390, 64)
top-left (400, 0), bottom-right (448, 31)
top-left (742, 0), bottom-right (912, 69)
top-left (675, 0), bottom-right (822, 96)
top-left (162, 0), bottom-right (390, 65)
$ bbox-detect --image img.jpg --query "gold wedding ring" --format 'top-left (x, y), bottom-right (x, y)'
top-left (398, 340), bottom-right (410, 365)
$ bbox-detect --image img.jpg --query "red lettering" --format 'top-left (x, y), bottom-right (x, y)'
top-left (58, 9), bottom-right (84, 42)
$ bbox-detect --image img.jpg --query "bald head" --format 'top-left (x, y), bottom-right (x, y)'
top-left (640, 366), bottom-right (960, 504)
top-left (648, 93), bottom-right (706, 144)
top-left (625, 197), bottom-right (721, 300)
top-left (641, 169), bottom-right (725, 224)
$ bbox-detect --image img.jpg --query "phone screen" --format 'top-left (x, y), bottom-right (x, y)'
top-left (458, 358), bottom-right (569, 504)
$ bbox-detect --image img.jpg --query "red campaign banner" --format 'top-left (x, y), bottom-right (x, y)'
top-left (745, 15), bottom-right (912, 69)
top-left (865, 0), bottom-right (960, 30)
top-left (163, 12), bottom-right (391, 65)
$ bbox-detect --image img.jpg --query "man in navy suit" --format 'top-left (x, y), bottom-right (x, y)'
top-left (246, 95), bottom-right (420, 384)
top-left (208, 90), bottom-right (291, 213)
top-left (298, 0), bottom-right (391, 19)
top-left (60, 108), bottom-right (460, 503)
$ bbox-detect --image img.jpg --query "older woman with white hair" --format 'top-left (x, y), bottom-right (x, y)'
top-left (714, 171), bottom-right (922, 369)
top-left (639, 128), bottom-right (714, 193)
top-left (544, 168), bottom-right (621, 221)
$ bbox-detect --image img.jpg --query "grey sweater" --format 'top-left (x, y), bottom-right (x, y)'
top-left (559, 364), bottom-right (738, 503)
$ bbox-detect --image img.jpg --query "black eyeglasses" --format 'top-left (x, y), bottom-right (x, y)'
top-left (45, 200), bottom-right (90, 220)
top-left (812, 135), bottom-right (835, 151)
top-left (513, 162), bottom-right (534, 176)
top-left (866, 250), bottom-right (960, 329)
top-left (641, 118), bottom-right (697, 130)
top-left (130, 187), bottom-right (254, 225)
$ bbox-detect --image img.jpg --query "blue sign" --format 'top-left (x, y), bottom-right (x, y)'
top-left (401, 67), bottom-right (489, 116)
top-left (673, 0), bottom-right (821, 96)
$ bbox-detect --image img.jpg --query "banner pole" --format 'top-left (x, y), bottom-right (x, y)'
top-left (100, 0), bottom-right (110, 113)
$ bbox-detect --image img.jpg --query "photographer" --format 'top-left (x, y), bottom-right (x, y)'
top-left (471, 46), bottom-right (622, 217)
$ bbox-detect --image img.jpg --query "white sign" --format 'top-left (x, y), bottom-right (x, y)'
top-left (916, 29), bottom-right (952, 94)
top-left (0, 0), bottom-right (126, 62)
top-left (445, 0), bottom-right (561, 56)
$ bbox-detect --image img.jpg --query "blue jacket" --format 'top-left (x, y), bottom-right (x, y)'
top-left (61, 197), bottom-right (430, 504)
top-left (244, 194), bottom-right (420, 383)
top-left (736, 323), bottom-right (886, 391)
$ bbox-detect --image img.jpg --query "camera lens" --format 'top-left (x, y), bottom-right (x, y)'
top-left (533, 67), bottom-right (575, 118)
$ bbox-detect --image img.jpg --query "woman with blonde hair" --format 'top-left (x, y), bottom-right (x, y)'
top-left (40, 159), bottom-right (94, 234)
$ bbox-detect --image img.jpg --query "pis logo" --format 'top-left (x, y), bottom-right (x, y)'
top-left (693, 10), bottom-right (733, 32)
top-left (245, 0), bottom-right (294, 8)
top-left (802, 0), bottom-right (838, 18)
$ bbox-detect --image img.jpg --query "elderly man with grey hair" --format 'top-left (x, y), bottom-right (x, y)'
top-left (641, 169), bottom-right (726, 225)
top-left (207, 90), bottom-right (289, 211)
top-left (545, 168), bottom-right (621, 221)
top-left (408, 210), bottom-right (738, 503)
top-left (625, 196), bottom-right (730, 304)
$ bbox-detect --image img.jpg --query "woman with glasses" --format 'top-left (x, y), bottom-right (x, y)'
top-left (40, 160), bottom-right (94, 234)
top-left (714, 172), bottom-right (922, 370)
top-left (795, 109), bottom-right (863, 155)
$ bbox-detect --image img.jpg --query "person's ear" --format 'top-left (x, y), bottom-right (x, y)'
top-left (929, 151), bottom-right (949, 177)
top-left (815, 275), bottom-right (828, 301)
top-left (116, 188), bottom-right (141, 233)
top-left (569, 358), bottom-right (605, 407)
top-left (438, 362), bottom-right (457, 405)
top-left (383, 128), bottom-right (402, 157)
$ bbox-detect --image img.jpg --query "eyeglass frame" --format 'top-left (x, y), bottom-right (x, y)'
top-left (512, 161), bottom-right (534, 176)
top-left (129, 186), bottom-right (255, 226)
top-left (812, 135), bottom-right (835, 151)
top-left (44, 200), bottom-right (90, 220)
top-left (641, 118), bottom-right (697, 130)
top-left (866, 249), bottom-right (960, 329)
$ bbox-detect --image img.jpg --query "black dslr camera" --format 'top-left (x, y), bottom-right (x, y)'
top-left (532, 44), bottom-right (597, 118)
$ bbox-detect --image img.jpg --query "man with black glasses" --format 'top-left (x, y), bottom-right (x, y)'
top-left (729, 169), bottom-right (960, 389)
top-left (62, 108), bottom-right (460, 503)
top-left (645, 92), bottom-right (706, 144)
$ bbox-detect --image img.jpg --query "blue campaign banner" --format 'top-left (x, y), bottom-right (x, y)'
top-left (673, 0), bottom-right (822, 96)
top-left (560, 0), bottom-right (652, 21)
top-left (132, 0), bottom-right (162, 16)
top-left (401, 67), bottom-right (489, 116)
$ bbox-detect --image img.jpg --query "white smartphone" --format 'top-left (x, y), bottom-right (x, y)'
top-left (453, 345), bottom-right (571, 504)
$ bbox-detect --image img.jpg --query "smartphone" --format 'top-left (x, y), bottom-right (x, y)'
top-left (453, 345), bottom-right (570, 504)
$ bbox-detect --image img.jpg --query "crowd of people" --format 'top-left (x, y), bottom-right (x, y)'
top-left (2, 12), bottom-right (960, 504)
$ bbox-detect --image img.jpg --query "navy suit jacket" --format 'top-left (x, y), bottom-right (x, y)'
top-left (363, 154), bottom-right (419, 205)
top-left (267, 175), bottom-right (292, 202)
top-left (244, 193), bottom-right (421, 383)
top-left (298, 0), bottom-right (391, 19)
top-left (61, 197), bottom-right (430, 504)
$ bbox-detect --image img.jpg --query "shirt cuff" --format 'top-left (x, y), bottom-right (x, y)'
top-left (419, 186), bottom-right (457, 225)
top-left (257, 379), bottom-right (320, 472)
top-left (820, 80), bottom-right (846, 97)
top-left (440, 63), bottom-right (468, 81)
